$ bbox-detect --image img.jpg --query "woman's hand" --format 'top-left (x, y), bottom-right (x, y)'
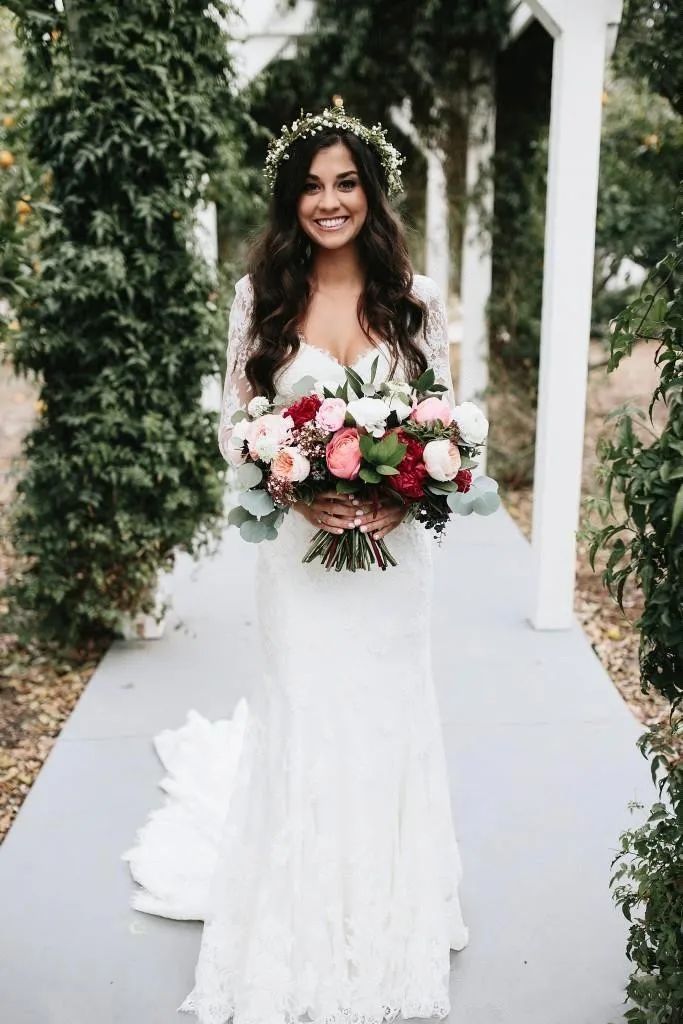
top-left (357, 492), bottom-right (407, 541)
top-left (293, 491), bottom-right (374, 535)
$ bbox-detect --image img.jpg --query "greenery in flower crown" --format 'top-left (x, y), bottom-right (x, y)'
top-left (264, 98), bottom-right (404, 199)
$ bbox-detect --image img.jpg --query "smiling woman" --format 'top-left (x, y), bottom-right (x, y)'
top-left (125, 102), bottom-right (469, 1024)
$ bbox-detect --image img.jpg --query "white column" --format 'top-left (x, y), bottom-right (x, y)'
top-left (530, 21), bottom-right (609, 629)
top-left (459, 60), bottom-right (495, 476)
top-left (425, 147), bottom-right (450, 301)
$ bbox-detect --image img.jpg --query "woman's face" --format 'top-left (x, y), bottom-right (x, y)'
top-left (297, 141), bottom-right (368, 252)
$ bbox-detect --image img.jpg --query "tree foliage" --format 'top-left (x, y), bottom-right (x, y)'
top-left (615, 0), bottom-right (683, 118)
top-left (2, 1), bottom-right (246, 645)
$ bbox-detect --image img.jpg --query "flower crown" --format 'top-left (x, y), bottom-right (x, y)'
top-left (264, 97), bottom-right (405, 199)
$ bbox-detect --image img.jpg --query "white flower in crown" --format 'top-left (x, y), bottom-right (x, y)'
top-left (264, 97), bottom-right (405, 200)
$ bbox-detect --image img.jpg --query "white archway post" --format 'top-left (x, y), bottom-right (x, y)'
top-left (459, 57), bottom-right (496, 481)
top-left (527, 0), bottom-right (622, 629)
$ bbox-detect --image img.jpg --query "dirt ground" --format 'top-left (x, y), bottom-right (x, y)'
top-left (0, 340), bottom-right (676, 842)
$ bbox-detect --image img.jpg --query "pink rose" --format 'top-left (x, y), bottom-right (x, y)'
top-left (246, 413), bottom-right (294, 462)
top-left (410, 396), bottom-right (453, 427)
top-left (325, 427), bottom-right (362, 480)
top-left (315, 397), bottom-right (347, 433)
top-left (271, 446), bottom-right (310, 482)
top-left (423, 438), bottom-right (461, 481)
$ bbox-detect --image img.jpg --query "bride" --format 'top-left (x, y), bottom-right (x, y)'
top-left (123, 100), bottom-right (469, 1024)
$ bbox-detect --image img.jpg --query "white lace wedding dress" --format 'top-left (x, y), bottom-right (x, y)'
top-left (123, 273), bottom-right (469, 1024)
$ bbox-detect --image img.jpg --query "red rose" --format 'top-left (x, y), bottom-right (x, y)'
top-left (389, 430), bottom-right (428, 500)
top-left (455, 468), bottom-right (472, 493)
top-left (283, 394), bottom-right (322, 428)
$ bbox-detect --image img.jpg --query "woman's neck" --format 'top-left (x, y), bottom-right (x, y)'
top-left (309, 243), bottom-right (364, 294)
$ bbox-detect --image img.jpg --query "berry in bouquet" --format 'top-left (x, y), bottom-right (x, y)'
top-left (225, 356), bottom-right (500, 571)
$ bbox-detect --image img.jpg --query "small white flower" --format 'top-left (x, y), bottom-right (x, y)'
top-left (247, 396), bottom-right (271, 418)
top-left (253, 436), bottom-right (281, 463)
top-left (346, 396), bottom-right (391, 437)
top-left (452, 401), bottom-right (489, 446)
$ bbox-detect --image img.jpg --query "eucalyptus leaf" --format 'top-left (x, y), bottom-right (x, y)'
top-left (240, 518), bottom-right (268, 543)
top-left (227, 505), bottom-right (253, 527)
top-left (235, 463), bottom-right (262, 488)
top-left (376, 465), bottom-right (399, 476)
top-left (239, 488), bottom-right (276, 517)
top-left (472, 491), bottom-right (501, 516)
top-left (290, 375), bottom-right (318, 398)
top-left (231, 409), bottom-right (248, 424)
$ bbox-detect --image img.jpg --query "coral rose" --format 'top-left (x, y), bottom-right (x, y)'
top-left (410, 396), bottom-right (453, 427)
top-left (326, 427), bottom-right (362, 480)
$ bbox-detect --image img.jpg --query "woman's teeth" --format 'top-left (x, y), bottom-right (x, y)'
top-left (315, 217), bottom-right (349, 231)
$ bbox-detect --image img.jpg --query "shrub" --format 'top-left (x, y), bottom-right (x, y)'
top-left (3, 2), bottom-right (245, 645)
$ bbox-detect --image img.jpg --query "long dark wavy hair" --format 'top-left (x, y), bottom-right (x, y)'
top-left (245, 128), bottom-right (429, 399)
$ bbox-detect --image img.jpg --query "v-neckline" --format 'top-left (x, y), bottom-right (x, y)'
top-left (297, 333), bottom-right (386, 371)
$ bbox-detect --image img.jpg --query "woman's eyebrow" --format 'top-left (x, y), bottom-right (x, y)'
top-left (305, 170), bottom-right (358, 181)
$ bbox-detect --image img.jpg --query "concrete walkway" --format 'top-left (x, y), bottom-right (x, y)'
top-left (0, 509), bottom-right (650, 1024)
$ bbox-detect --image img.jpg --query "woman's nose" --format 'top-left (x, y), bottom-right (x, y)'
top-left (318, 187), bottom-right (341, 210)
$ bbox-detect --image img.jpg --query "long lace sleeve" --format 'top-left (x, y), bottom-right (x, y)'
top-left (218, 275), bottom-right (256, 463)
top-left (415, 275), bottom-right (455, 406)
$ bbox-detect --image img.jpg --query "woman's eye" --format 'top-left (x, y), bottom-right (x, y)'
top-left (303, 181), bottom-right (319, 193)
top-left (339, 179), bottom-right (358, 191)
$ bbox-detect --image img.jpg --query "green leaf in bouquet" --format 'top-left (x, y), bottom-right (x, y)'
top-left (369, 354), bottom-right (380, 384)
top-left (231, 409), bottom-right (249, 424)
top-left (239, 488), bottom-right (276, 517)
top-left (260, 508), bottom-right (286, 530)
top-left (359, 434), bottom-right (376, 460)
top-left (411, 367), bottom-right (436, 392)
top-left (235, 463), bottom-right (263, 488)
top-left (344, 365), bottom-right (366, 397)
top-left (361, 383), bottom-right (376, 396)
top-left (359, 467), bottom-right (382, 484)
top-left (366, 433), bottom-right (403, 466)
top-left (240, 518), bottom-right (269, 543)
top-left (290, 374), bottom-right (318, 397)
top-left (429, 383), bottom-right (448, 393)
top-left (459, 456), bottom-right (478, 470)
top-left (336, 480), bottom-right (362, 494)
top-left (376, 465), bottom-right (399, 476)
top-left (227, 505), bottom-right (253, 527)
top-left (426, 481), bottom-right (458, 494)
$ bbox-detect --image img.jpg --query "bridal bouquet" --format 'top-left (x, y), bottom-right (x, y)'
top-left (225, 358), bottom-right (500, 571)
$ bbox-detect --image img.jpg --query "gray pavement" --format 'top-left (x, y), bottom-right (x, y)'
top-left (0, 509), bottom-right (650, 1024)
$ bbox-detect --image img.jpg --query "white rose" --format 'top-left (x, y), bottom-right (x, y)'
top-left (423, 439), bottom-right (462, 482)
top-left (247, 396), bottom-right (271, 417)
top-left (346, 396), bottom-right (391, 437)
top-left (313, 378), bottom-right (342, 400)
top-left (452, 401), bottom-right (489, 446)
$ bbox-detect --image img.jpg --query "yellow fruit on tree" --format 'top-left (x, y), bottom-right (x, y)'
top-left (16, 199), bottom-right (31, 216)
top-left (2, 115), bottom-right (16, 128)
top-left (0, 149), bottom-right (15, 169)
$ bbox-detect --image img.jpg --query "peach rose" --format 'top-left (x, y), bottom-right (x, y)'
top-left (410, 396), bottom-right (453, 427)
top-left (271, 446), bottom-right (310, 483)
top-left (325, 427), bottom-right (362, 480)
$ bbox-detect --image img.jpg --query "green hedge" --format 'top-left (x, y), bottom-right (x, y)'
top-left (3, 2), bottom-right (245, 645)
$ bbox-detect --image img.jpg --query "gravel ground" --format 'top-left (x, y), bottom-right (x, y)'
top-left (0, 340), bottom-right (678, 843)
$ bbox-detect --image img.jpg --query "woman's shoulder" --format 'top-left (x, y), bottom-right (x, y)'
top-left (410, 273), bottom-right (442, 304)
top-left (234, 273), bottom-right (253, 299)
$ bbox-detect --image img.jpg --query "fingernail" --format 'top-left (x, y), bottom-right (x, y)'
top-left (353, 517), bottom-right (361, 526)
top-left (352, 498), bottom-right (359, 505)
top-left (360, 525), bottom-right (367, 533)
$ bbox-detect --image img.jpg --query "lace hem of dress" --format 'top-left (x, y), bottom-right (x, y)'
top-left (178, 994), bottom-right (452, 1024)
